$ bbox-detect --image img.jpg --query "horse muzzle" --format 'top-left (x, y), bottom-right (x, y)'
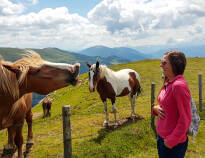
top-left (66, 63), bottom-right (81, 86)
top-left (70, 75), bottom-right (81, 86)
top-left (89, 87), bottom-right (95, 92)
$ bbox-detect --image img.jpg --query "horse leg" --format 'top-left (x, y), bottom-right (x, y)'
top-left (26, 110), bottom-right (34, 147)
top-left (103, 101), bottom-right (109, 127)
top-left (14, 124), bottom-right (24, 158)
top-left (42, 104), bottom-right (46, 118)
top-left (129, 93), bottom-right (136, 117)
top-left (111, 98), bottom-right (118, 126)
top-left (48, 104), bottom-right (51, 117)
top-left (3, 126), bottom-right (16, 156)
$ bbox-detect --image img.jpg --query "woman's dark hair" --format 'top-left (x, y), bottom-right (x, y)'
top-left (165, 50), bottom-right (186, 76)
top-left (157, 50), bottom-right (187, 100)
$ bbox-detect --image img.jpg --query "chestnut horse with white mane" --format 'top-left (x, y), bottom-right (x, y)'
top-left (0, 50), bottom-right (80, 158)
top-left (87, 61), bottom-right (141, 127)
top-left (3, 93), bottom-right (34, 156)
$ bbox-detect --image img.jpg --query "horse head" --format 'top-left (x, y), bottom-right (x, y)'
top-left (1, 50), bottom-right (80, 96)
top-left (86, 61), bottom-right (100, 92)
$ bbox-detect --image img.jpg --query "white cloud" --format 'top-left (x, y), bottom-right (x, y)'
top-left (0, 0), bottom-right (205, 50)
top-left (88, 0), bottom-right (205, 32)
top-left (0, 0), bottom-right (24, 15)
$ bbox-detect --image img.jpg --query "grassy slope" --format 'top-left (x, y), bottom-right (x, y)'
top-left (0, 58), bottom-right (205, 158)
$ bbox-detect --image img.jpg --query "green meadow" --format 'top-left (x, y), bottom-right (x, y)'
top-left (0, 58), bottom-right (205, 158)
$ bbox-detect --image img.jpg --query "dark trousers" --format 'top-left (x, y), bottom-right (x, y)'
top-left (157, 135), bottom-right (188, 158)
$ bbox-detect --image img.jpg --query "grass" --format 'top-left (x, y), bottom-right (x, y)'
top-left (0, 57), bottom-right (205, 158)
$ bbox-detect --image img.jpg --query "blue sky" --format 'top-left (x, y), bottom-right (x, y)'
top-left (0, 0), bottom-right (205, 51)
top-left (20, 0), bottom-right (103, 17)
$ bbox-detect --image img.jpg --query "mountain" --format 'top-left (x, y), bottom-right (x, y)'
top-left (135, 45), bottom-right (205, 58)
top-left (78, 45), bottom-right (148, 61)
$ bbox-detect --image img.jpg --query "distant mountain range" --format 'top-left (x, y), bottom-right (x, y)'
top-left (135, 45), bottom-right (205, 58)
top-left (78, 45), bottom-right (148, 61)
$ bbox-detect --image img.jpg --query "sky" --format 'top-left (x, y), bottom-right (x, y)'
top-left (0, 0), bottom-right (205, 51)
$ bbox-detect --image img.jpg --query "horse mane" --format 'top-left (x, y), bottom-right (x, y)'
top-left (14, 50), bottom-right (44, 86)
top-left (98, 65), bottom-right (116, 80)
top-left (0, 58), bottom-right (19, 99)
top-left (0, 50), bottom-right (44, 117)
top-left (0, 50), bottom-right (44, 98)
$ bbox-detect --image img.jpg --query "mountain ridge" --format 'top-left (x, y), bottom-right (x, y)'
top-left (78, 45), bottom-right (148, 61)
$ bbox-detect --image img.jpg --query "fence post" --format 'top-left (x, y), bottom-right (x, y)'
top-left (62, 105), bottom-right (72, 158)
top-left (151, 82), bottom-right (157, 136)
top-left (199, 74), bottom-right (203, 112)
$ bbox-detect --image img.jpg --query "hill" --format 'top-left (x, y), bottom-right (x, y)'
top-left (0, 58), bottom-right (204, 158)
top-left (78, 45), bottom-right (148, 61)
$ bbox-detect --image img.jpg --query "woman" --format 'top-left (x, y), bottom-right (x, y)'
top-left (152, 50), bottom-right (192, 158)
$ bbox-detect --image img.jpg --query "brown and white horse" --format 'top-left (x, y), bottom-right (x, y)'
top-left (0, 50), bottom-right (80, 158)
top-left (87, 61), bottom-right (141, 126)
top-left (42, 95), bottom-right (52, 118)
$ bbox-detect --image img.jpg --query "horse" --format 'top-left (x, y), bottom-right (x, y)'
top-left (86, 61), bottom-right (141, 127)
top-left (3, 93), bottom-right (34, 156)
top-left (42, 96), bottom-right (52, 118)
top-left (0, 50), bottom-right (80, 158)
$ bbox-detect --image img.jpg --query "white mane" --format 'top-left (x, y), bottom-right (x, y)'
top-left (99, 65), bottom-right (116, 80)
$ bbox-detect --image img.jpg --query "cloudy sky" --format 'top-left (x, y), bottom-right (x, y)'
top-left (0, 0), bottom-right (205, 51)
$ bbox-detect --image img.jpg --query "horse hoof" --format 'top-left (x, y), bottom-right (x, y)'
top-left (114, 122), bottom-right (118, 126)
top-left (2, 147), bottom-right (16, 156)
top-left (26, 142), bottom-right (34, 149)
top-left (130, 115), bottom-right (143, 120)
top-left (103, 122), bottom-right (109, 128)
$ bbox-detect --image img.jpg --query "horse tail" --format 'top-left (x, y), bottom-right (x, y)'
top-left (136, 85), bottom-right (142, 96)
top-left (134, 71), bottom-right (141, 96)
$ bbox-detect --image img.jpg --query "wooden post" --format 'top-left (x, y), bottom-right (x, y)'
top-left (62, 105), bottom-right (72, 158)
top-left (199, 74), bottom-right (203, 112)
top-left (151, 82), bottom-right (157, 136)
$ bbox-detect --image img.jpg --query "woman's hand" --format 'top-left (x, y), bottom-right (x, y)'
top-left (153, 105), bottom-right (165, 119)
top-left (164, 140), bottom-right (172, 149)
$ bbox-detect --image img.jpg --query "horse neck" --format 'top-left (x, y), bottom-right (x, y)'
top-left (97, 67), bottom-right (117, 92)
top-left (100, 66), bottom-right (116, 80)
top-left (0, 95), bottom-right (16, 129)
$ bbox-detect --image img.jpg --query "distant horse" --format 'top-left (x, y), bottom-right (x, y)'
top-left (87, 61), bottom-right (141, 126)
top-left (42, 96), bottom-right (52, 118)
top-left (0, 50), bottom-right (80, 158)
top-left (4, 93), bottom-right (33, 156)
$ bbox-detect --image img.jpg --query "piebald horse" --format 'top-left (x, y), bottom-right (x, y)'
top-left (0, 50), bottom-right (80, 158)
top-left (87, 61), bottom-right (141, 126)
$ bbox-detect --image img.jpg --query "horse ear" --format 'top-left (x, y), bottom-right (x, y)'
top-left (86, 62), bottom-right (91, 68)
top-left (96, 61), bottom-right (99, 69)
top-left (3, 64), bottom-right (22, 79)
top-left (3, 64), bottom-right (21, 74)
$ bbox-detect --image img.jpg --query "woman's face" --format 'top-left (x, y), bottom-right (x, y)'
top-left (160, 54), bottom-right (175, 80)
